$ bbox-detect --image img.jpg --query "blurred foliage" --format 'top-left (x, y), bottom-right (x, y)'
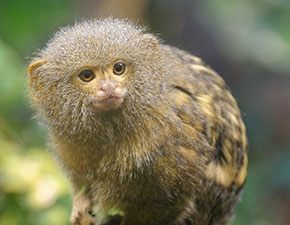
top-left (0, 140), bottom-right (70, 225)
top-left (0, 0), bottom-right (290, 225)
top-left (0, 1), bottom-right (74, 224)
top-left (201, 0), bottom-right (290, 73)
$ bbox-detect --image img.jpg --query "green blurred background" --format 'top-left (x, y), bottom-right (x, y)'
top-left (0, 0), bottom-right (290, 224)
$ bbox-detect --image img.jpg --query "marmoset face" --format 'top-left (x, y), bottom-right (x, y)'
top-left (73, 60), bottom-right (130, 111)
top-left (28, 19), bottom-right (161, 136)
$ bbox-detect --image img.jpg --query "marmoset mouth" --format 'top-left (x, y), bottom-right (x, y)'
top-left (89, 95), bottom-right (124, 111)
top-left (99, 95), bottom-right (123, 104)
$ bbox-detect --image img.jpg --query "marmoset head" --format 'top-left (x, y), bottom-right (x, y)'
top-left (28, 18), bottom-right (162, 139)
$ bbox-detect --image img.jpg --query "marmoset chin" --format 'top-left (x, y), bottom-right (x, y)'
top-left (28, 18), bottom-right (248, 225)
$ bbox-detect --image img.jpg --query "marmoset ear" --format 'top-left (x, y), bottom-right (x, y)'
top-left (28, 60), bottom-right (47, 76)
top-left (28, 60), bottom-right (47, 87)
top-left (28, 60), bottom-right (47, 103)
top-left (142, 34), bottom-right (159, 50)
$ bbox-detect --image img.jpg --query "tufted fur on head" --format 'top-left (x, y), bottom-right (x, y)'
top-left (28, 18), bottom-right (169, 144)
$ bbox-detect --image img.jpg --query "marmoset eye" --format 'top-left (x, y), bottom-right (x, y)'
top-left (113, 62), bottom-right (126, 75)
top-left (78, 70), bottom-right (95, 82)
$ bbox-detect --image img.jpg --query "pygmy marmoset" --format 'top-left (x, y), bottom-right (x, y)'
top-left (28, 18), bottom-right (248, 225)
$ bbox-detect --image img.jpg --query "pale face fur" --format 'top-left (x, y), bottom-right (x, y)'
top-left (28, 19), bottom-right (163, 143)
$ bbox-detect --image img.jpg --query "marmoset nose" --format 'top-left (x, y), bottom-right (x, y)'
top-left (96, 80), bottom-right (125, 99)
top-left (99, 80), bottom-right (116, 94)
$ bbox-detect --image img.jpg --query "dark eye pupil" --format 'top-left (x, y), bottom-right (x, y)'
top-left (115, 63), bottom-right (123, 72)
top-left (84, 71), bottom-right (92, 78)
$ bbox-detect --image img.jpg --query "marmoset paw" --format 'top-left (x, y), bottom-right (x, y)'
top-left (70, 195), bottom-right (96, 225)
top-left (97, 215), bottom-right (122, 225)
top-left (70, 210), bottom-right (96, 225)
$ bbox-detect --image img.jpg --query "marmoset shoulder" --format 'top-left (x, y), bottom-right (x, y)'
top-left (28, 18), bottom-right (248, 225)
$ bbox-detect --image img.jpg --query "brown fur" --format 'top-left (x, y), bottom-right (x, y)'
top-left (28, 18), bottom-right (248, 225)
